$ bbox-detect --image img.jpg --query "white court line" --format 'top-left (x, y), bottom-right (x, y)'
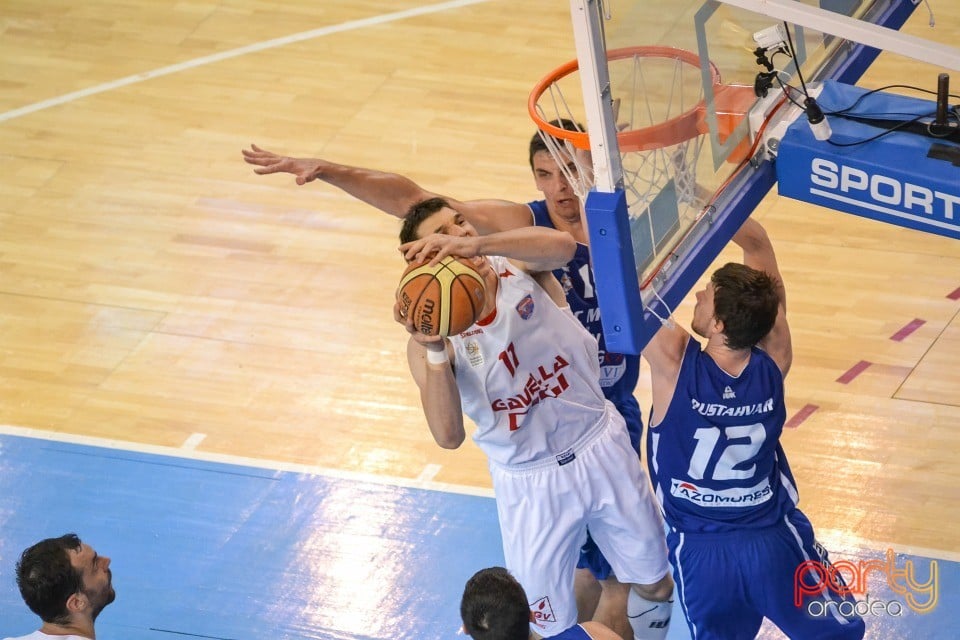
top-left (4, 424), bottom-right (959, 564)
top-left (0, 0), bottom-right (492, 123)
top-left (0, 423), bottom-right (494, 498)
top-left (181, 432), bottom-right (207, 450)
top-left (416, 463), bottom-right (442, 482)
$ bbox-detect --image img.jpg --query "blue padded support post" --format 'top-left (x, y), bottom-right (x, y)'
top-left (584, 189), bottom-right (645, 354)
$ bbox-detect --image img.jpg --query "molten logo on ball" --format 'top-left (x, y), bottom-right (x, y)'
top-left (396, 256), bottom-right (486, 337)
top-left (418, 298), bottom-right (436, 335)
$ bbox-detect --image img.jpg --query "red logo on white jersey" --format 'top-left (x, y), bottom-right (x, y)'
top-left (529, 595), bottom-right (556, 628)
top-left (490, 355), bottom-right (571, 430)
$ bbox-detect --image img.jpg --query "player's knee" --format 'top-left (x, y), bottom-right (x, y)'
top-left (631, 573), bottom-right (674, 601)
top-left (598, 574), bottom-right (630, 594)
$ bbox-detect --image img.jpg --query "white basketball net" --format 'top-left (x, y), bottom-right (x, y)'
top-left (531, 49), bottom-right (710, 281)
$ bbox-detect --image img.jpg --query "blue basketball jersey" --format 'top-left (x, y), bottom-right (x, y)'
top-left (648, 337), bottom-right (798, 532)
top-left (550, 623), bottom-right (592, 639)
top-left (527, 200), bottom-right (642, 451)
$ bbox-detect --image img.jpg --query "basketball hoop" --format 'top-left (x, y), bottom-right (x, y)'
top-left (530, 46), bottom-right (723, 154)
top-left (528, 45), bottom-right (754, 284)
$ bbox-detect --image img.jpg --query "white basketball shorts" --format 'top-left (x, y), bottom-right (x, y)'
top-left (488, 404), bottom-right (670, 637)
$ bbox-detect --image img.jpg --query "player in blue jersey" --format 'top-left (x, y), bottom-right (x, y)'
top-left (524, 126), bottom-right (643, 634)
top-left (641, 217), bottom-right (865, 639)
top-left (525, 126), bottom-right (643, 454)
top-left (461, 567), bottom-right (623, 640)
top-left (243, 130), bottom-right (646, 638)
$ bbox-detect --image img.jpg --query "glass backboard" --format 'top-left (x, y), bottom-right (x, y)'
top-left (529, 0), bottom-right (926, 354)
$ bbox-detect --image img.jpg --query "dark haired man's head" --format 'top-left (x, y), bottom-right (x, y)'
top-left (15, 533), bottom-right (115, 626)
top-left (460, 567), bottom-right (531, 640)
top-left (711, 262), bottom-right (780, 350)
top-left (527, 119), bottom-right (585, 225)
top-left (528, 118), bottom-right (583, 169)
top-left (16, 534), bottom-right (83, 624)
top-left (400, 196), bottom-right (452, 243)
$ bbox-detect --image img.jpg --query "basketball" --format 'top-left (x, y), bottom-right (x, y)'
top-left (396, 256), bottom-right (487, 337)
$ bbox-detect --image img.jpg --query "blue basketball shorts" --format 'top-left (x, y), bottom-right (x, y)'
top-left (669, 509), bottom-right (866, 640)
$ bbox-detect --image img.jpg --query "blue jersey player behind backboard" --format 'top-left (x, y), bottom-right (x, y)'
top-left (641, 217), bottom-right (865, 640)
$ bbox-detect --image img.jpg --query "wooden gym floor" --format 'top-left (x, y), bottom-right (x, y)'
top-left (1, 0), bottom-right (958, 588)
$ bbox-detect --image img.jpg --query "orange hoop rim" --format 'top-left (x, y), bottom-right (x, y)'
top-left (528, 46), bottom-right (722, 152)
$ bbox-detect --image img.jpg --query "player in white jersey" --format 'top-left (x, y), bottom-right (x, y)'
top-left (4, 534), bottom-right (115, 640)
top-left (243, 139), bottom-right (642, 637)
top-left (447, 252), bottom-right (606, 466)
top-left (396, 197), bottom-right (673, 640)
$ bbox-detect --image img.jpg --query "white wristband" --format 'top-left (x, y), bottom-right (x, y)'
top-left (426, 346), bottom-right (449, 365)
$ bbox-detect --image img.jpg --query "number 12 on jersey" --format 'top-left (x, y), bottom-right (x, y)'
top-left (687, 424), bottom-right (766, 481)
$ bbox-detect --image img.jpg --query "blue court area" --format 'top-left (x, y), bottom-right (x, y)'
top-left (0, 433), bottom-right (956, 639)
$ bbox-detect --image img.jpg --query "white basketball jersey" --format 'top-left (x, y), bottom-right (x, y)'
top-left (450, 255), bottom-right (608, 466)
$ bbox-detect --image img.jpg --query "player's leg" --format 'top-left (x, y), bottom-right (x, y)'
top-left (626, 576), bottom-right (674, 640)
top-left (575, 540), bottom-right (632, 640)
top-left (576, 532), bottom-right (632, 639)
top-left (575, 532), bottom-right (609, 621)
top-left (757, 510), bottom-right (866, 639)
top-left (668, 531), bottom-right (764, 640)
top-left (594, 577), bottom-right (632, 640)
top-left (574, 567), bottom-right (602, 623)
top-left (489, 461), bottom-right (587, 637)
top-left (588, 377), bottom-right (644, 639)
top-left (577, 410), bottom-right (673, 639)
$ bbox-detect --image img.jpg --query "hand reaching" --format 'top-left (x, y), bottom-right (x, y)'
top-left (242, 144), bottom-right (322, 185)
top-left (399, 233), bottom-right (481, 266)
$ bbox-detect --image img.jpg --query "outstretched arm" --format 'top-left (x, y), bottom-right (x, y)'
top-left (733, 218), bottom-right (786, 310)
top-left (732, 218), bottom-right (792, 375)
top-left (243, 144), bottom-right (432, 217)
top-left (400, 227), bottom-right (577, 273)
top-left (242, 144), bottom-right (534, 233)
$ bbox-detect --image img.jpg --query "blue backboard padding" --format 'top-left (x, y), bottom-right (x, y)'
top-left (777, 81), bottom-right (959, 240)
top-left (586, 190), bottom-right (647, 352)
top-left (0, 435), bottom-right (503, 640)
top-left (584, 0), bottom-right (921, 354)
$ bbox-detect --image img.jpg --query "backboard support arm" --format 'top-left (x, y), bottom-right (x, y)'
top-left (715, 0), bottom-right (960, 70)
top-left (568, 0), bottom-right (623, 194)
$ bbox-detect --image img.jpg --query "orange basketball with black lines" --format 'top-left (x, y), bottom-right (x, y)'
top-left (397, 256), bottom-right (486, 337)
